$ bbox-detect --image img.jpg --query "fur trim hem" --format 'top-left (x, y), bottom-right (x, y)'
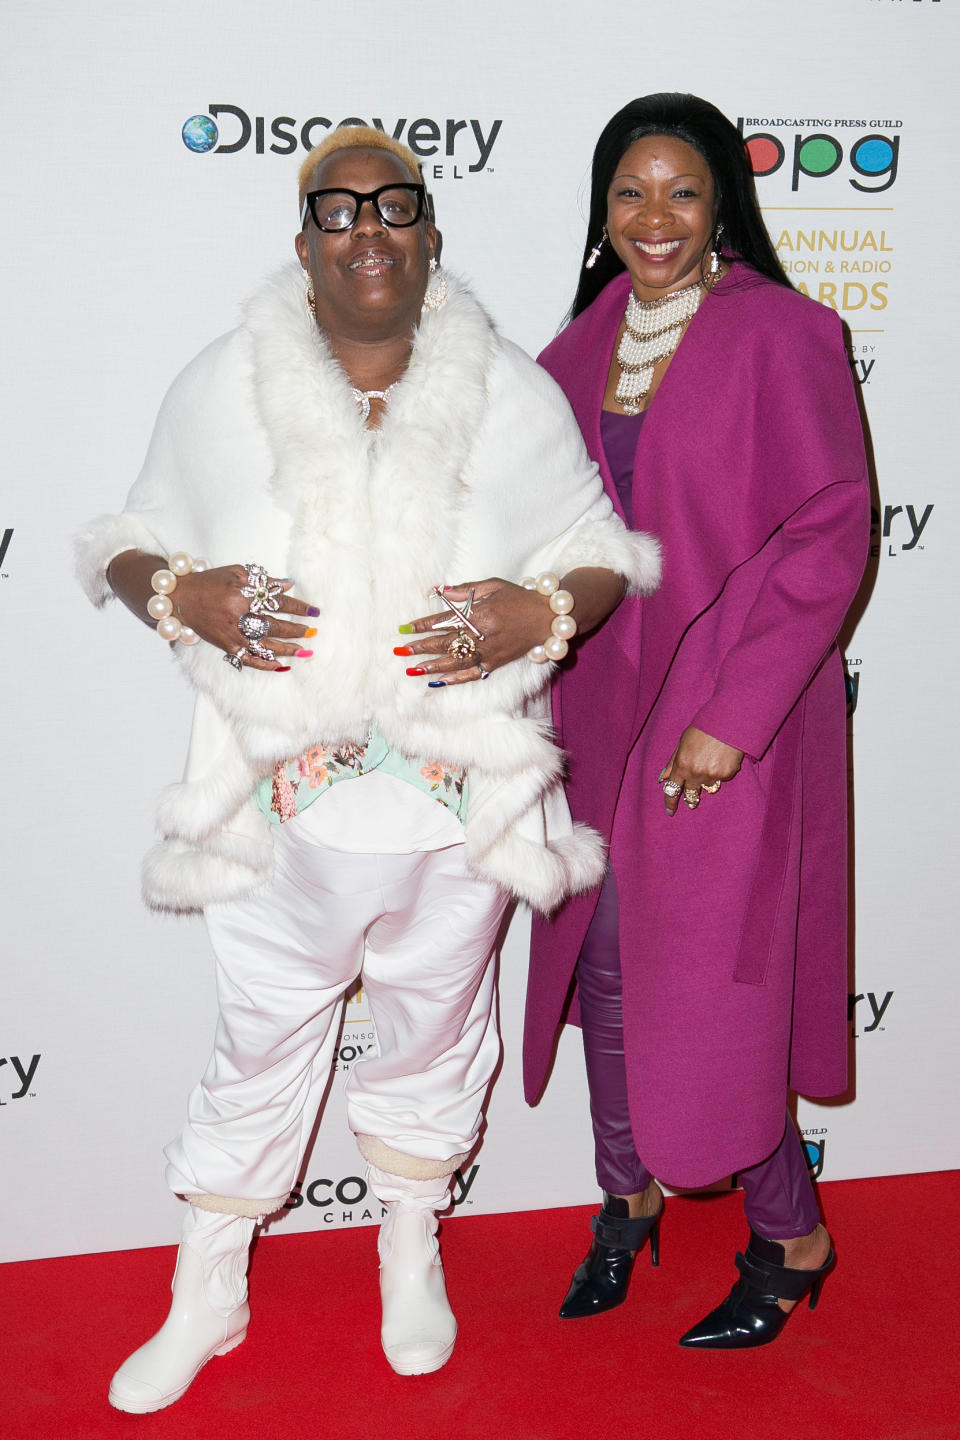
top-left (187, 1192), bottom-right (288, 1218)
top-left (156, 762), bottom-right (264, 844)
top-left (74, 513), bottom-right (164, 606)
top-left (142, 841), bottom-right (273, 914)
top-left (470, 821), bottom-right (607, 915)
top-left (355, 1134), bottom-right (469, 1180)
top-left (552, 517), bottom-right (662, 597)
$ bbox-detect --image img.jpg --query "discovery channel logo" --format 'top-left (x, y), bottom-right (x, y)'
top-left (182, 107), bottom-right (501, 173)
top-left (0, 1052), bottom-right (41, 1104)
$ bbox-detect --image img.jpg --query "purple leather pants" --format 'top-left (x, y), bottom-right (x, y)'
top-left (578, 868), bottom-right (821, 1239)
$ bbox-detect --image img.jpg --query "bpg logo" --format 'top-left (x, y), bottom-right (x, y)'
top-left (0, 1052), bottom-right (40, 1104)
top-left (802, 1131), bottom-right (827, 1179)
top-left (0, 527), bottom-right (12, 572)
top-left (182, 109), bottom-right (502, 174)
top-left (844, 658), bottom-right (862, 718)
top-left (737, 119), bottom-right (900, 192)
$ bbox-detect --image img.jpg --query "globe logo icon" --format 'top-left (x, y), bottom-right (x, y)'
top-left (182, 114), bottom-right (219, 153)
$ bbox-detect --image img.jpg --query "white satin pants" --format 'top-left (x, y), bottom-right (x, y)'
top-left (164, 821), bottom-right (508, 1215)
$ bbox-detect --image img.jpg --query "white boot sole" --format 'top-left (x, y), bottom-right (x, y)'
top-left (108, 1326), bottom-right (247, 1414)
top-left (383, 1330), bottom-right (457, 1376)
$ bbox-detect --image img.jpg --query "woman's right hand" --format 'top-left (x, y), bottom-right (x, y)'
top-left (106, 552), bottom-right (320, 672)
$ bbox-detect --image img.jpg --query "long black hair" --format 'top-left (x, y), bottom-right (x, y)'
top-left (570, 93), bottom-right (791, 320)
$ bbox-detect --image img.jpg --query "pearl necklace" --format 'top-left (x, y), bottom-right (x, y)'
top-left (350, 382), bottom-right (399, 424)
top-left (615, 279), bottom-right (707, 415)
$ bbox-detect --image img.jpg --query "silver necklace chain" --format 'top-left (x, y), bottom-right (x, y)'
top-left (350, 382), bottom-right (400, 424)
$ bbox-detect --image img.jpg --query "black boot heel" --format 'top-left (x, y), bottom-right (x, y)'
top-left (678, 1229), bottom-right (835, 1349)
top-left (558, 1192), bottom-right (662, 1320)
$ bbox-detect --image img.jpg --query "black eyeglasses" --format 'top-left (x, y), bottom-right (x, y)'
top-left (301, 183), bottom-right (426, 233)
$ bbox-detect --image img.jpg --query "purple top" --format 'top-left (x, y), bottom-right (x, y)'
top-left (599, 409), bottom-right (646, 527)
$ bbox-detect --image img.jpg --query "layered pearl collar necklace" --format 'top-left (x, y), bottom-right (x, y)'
top-left (615, 277), bottom-right (712, 415)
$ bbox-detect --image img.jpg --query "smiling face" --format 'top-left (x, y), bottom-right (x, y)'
top-left (295, 146), bottom-right (437, 342)
top-left (606, 133), bottom-right (718, 300)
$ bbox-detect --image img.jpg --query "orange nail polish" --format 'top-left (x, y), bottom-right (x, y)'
top-left (394, 645), bottom-right (414, 656)
top-left (304, 627), bottom-right (317, 639)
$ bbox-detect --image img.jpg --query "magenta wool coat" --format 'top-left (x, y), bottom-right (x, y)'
top-left (523, 265), bottom-right (871, 1187)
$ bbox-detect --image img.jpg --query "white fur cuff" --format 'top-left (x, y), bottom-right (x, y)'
top-left (74, 512), bottom-right (164, 606)
top-left (355, 1133), bottom-right (470, 1180)
top-left (187, 1191), bottom-right (289, 1218)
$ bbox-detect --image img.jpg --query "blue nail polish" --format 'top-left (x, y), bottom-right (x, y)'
top-left (428, 679), bottom-right (447, 688)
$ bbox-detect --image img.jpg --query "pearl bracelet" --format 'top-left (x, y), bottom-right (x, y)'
top-left (519, 571), bottom-right (577, 663)
top-left (147, 551), bottom-right (209, 646)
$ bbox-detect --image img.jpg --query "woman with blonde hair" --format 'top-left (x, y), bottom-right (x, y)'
top-left (78, 126), bottom-right (658, 1409)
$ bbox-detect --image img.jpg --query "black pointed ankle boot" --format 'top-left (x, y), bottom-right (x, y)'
top-left (558, 1191), bottom-right (662, 1320)
top-left (678, 1229), bottom-right (834, 1349)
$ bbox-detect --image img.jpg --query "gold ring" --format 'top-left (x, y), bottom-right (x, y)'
top-left (702, 780), bottom-right (721, 795)
top-left (447, 629), bottom-right (477, 661)
top-left (683, 788), bottom-right (700, 809)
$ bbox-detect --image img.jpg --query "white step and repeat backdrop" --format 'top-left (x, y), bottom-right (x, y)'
top-left (2, 0), bottom-right (956, 1262)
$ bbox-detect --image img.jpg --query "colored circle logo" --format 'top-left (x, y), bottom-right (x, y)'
top-left (796, 136), bottom-right (842, 177)
top-left (744, 135), bottom-right (783, 177)
top-left (182, 114), bottom-right (219, 153)
top-left (852, 136), bottom-right (895, 176)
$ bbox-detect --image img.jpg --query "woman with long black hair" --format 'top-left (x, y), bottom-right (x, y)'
top-left (525, 93), bottom-right (870, 1348)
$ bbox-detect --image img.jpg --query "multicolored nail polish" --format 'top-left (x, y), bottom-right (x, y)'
top-left (428, 679), bottom-right (447, 688)
top-left (304, 628), bottom-right (317, 639)
top-left (394, 645), bottom-right (414, 657)
top-left (406, 666), bottom-right (427, 677)
top-left (295, 648), bottom-right (314, 659)
top-left (306, 606), bottom-right (320, 618)
top-left (397, 623), bottom-right (414, 635)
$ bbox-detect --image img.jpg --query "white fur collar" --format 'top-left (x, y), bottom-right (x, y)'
top-left (178, 264), bottom-right (502, 768)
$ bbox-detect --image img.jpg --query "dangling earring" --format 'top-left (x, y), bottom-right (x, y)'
top-left (709, 223), bottom-right (724, 276)
top-left (584, 227), bottom-right (607, 271)
top-left (422, 258), bottom-right (448, 312)
top-left (304, 274), bottom-right (316, 315)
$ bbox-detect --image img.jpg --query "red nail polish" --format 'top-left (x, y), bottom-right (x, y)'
top-left (406, 666), bottom-right (427, 677)
top-left (394, 645), bottom-right (414, 656)
top-left (274, 666), bottom-right (292, 673)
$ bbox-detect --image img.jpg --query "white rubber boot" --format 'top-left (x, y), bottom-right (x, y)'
top-left (370, 1166), bottom-right (457, 1376)
top-left (108, 1206), bottom-right (255, 1413)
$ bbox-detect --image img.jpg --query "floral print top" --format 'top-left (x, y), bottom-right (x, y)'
top-left (255, 727), bottom-right (467, 825)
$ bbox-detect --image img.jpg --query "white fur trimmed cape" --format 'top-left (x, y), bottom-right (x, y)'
top-left (77, 265), bottom-right (661, 914)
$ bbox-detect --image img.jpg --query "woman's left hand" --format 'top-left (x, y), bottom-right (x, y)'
top-left (659, 726), bottom-right (744, 816)
top-left (397, 578), bottom-right (552, 685)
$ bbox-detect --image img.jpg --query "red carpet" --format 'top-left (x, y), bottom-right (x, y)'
top-left (5, 1173), bottom-right (958, 1440)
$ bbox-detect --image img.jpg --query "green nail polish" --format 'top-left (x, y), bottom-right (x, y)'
top-left (397, 623), bottom-right (414, 634)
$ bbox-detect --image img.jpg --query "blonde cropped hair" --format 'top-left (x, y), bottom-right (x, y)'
top-left (297, 126), bottom-right (423, 216)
